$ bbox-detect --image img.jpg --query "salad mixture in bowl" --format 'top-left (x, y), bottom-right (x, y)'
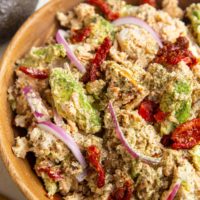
top-left (9, 0), bottom-right (200, 199)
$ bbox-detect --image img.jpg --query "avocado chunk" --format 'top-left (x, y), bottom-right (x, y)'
top-left (19, 44), bottom-right (66, 68)
top-left (160, 80), bottom-right (192, 124)
top-left (50, 68), bottom-right (101, 134)
top-left (85, 15), bottom-right (114, 46)
top-left (0, 0), bottom-right (38, 43)
top-left (175, 100), bottom-right (191, 124)
top-left (186, 3), bottom-right (200, 45)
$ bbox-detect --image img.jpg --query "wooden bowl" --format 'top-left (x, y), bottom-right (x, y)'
top-left (0, 0), bottom-right (81, 199)
top-left (0, 0), bottom-right (198, 200)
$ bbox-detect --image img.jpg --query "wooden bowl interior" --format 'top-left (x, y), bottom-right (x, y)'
top-left (0, 0), bottom-right (80, 199)
top-left (0, 0), bottom-right (198, 200)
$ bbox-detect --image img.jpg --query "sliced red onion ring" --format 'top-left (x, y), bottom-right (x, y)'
top-left (112, 17), bottom-right (163, 48)
top-left (23, 86), bottom-right (50, 122)
top-left (52, 111), bottom-right (87, 182)
top-left (166, 181), bottom-right (181, 200)
top-left (76, 169), bottom-right (88, 182)
top-left (37, 121), bottom-right (87, 169)
top-left (108, 101), bottom-right (161, 164)
top-left (56, 29), bottom-right (86, 73)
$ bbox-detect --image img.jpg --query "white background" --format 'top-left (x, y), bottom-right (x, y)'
top-left (0, 1), bottom-right (49, 199)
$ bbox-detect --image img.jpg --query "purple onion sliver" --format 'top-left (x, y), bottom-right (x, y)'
top-left (23, 86), bottom-right (32, 95)
top-left (108, 101), bottom-right (161, 164)
top-left (56, 30), bottom-right (86, 73)
top-left (166, 182), bottom-right (181, 200)
top-left (34, 111), bottom-right (44, 118)
top-left (112, 17), bottom-right (163, 48)
top-left (108, 102), bottom-right (139, 159)
top-left (22, 86), bottom-right (50, 122)
top-left (37, 121), bottom-right (87, 169)
top-left (76, 169), bottom-right (88, 182)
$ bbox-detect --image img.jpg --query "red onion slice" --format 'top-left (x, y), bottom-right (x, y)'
top-left (52, 111), bottom-right (87, 182)
top-left (112, 17), bottom-right (163, 48)
top-left (76, 169), bottom-right (88, 182)
top-left (23, 86), bottom-right (50, 122)
top-left (166, 181), bottom-right (181, 200)
top-left (38, 121), bottom-right (87, 169)
top-left (108, 101), bottom-right (161, 164)
top-left (56, 30), bottom-right (86, 73)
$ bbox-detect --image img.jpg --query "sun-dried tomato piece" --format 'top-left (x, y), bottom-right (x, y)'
top-left (82, 37), bottom-right (112, 83)
top-left (19, 66), bottom-right (49, 79)
top-left (138, 100), bottom-right (157, 122)
top-left (86, 0), bottom-right (119, 21)
top-left (154, 36), bottom-right (198, 68)
top-left (108, 180), bottom-right (133, 200)
top-left (161, 134), bottom-right (174, 147)
top-left (154, 109), bottom-right (168, 123)
top-left (71, 27), bottom-right (91, 43)
top-left (170, 118), bottom-right (200, 149)
top-left (176, 36), bottom-right (189, 49)
top-left (87, 145), bottom-right (105, 188)
top-left (37, 167), bottom-right (63, 181)
top-left (138, 100), bottom-right (167, 123)
top-left (139, 0), bottom-right (156, 7)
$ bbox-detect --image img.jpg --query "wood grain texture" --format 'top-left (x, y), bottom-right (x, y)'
top-left (0, 194), bottom-right (9, 200)
top-left (0, 1), bottom-right (80, 200)
top-left (0, 0), bottom-right (197, 200)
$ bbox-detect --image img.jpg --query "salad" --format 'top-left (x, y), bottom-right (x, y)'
top-left (9, 0), bottom-right (200, 199)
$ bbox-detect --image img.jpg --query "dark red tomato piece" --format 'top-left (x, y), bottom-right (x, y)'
top-left (171, 118), bottom-right (200, 149)
top-left (138, 100), bottom-right (157, 122)
top-left (154, 109), bottom-right (168, 123)
top-left (138, 100), bottom-right (167, 123)
top-left (108, 180), bottom-right (133, 200)
top-left (86, 0), bottom-right (119, 21)
top-left (97, 167), bottom-right (105, 188)
top-left (161, 134), bottom-right (173, 147)
top-left (87, 145), bottom-right (105, 188)
top-left (139, 0), bottom-right (156, 7)
top-left (19, 66), bottom-right (49, 79)
top-left (154, 36), bottom-right (198, 68)
top-left (90, 37), bottom-right (112, 82)
top-left (71, 27), bottom-right (91, 43)
top-left (82, 37), bottom-right (112, 83)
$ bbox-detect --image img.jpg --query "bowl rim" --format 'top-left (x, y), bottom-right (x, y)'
top-left (0, 1), bottom-right (61, 199)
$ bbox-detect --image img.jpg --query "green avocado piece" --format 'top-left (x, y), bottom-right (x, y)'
top-left (160, 92), bottom-right (174, 113)
top-left (193, 10), bottom-right (200, 19)
top-left (174, 81), bottom-right (192, 123)
top-left (19, 44), bottom-right (66, 68)
top-left (85, 15), bottom-right (114, 46)
top-left (175, 100), bottom-right (192, 124)
top-left (175, 81), bottom-right (191, 95)
top-left (186, 3), bottom-right (200, 45)
top-left (160, 80), bottom-right (192, 124)
top-left (0, 0), bottom-right (38, 44)
top-left (50, 68), bottom-right (101, 134)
